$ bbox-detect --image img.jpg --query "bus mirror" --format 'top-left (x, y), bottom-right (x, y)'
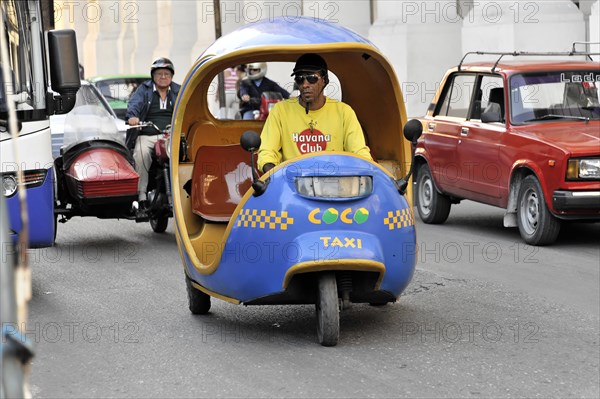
top-left (47, 29), bottom-right (80, 114)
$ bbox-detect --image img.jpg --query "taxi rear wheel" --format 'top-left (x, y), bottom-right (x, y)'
top-left (316, 273), bottom-right (339, 346)
top-left (517, 175), bottom-right (561, 246)
top-left (185, 275), bottom-right (211, 315)
top-left (415, 163), bottom-right (451, 224)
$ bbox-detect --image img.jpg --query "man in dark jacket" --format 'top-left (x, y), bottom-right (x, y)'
top-left (126, 57), bottom-right (180, 214)
top-left (239, 62), bottom-right (289, 119)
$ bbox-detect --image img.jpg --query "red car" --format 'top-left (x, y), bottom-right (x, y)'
top-left (414, 52), bottom-right (600, 245)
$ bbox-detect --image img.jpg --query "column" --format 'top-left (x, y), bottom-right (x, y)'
top-left (150, 1), bottom-right (199, 78)
top-left (116, 0), bottom-right (137, 73)
top-left (369, 0), bottom-right (462, 117)
top-left (130, 2), bottom-right (159, 75)
top-left (191, 0), bottom-right (218, 63)
top-left (87, 1), bottom-right (122, 77)
top-left (53, 1), bottom-right (89, 76)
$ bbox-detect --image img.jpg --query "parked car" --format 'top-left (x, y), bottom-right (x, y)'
top-left (50, 81), bottom-right (127, 158)
top-left (414, 50), bottom-right (600, 245)
top-left (88, 74), bottom-right (148, 120)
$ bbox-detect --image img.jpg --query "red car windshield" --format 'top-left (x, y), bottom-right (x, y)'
top-left (510, 70), bottom-right (600, 124)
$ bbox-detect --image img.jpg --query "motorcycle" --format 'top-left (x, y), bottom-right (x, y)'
top-left (127, 122), bottom-right (173, 233)
top-left (253, 91), bottom-right (284, 120)
top-left (54, 106), bottom-right (173, 234)
top-left (169, 17), bottom-right (421, 346)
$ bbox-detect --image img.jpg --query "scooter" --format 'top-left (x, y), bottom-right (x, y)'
top-left (253, 91), bottom-right (284, 120)
top-left (170, 17), bottom-right (422, 346)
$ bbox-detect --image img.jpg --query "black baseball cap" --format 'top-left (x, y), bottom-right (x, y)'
top-left (291, 53), bottom-right (328, 76)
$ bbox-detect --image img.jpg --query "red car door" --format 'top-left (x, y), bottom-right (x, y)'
top-left (426, 73), bottom-right (478, 197)
top-left (455, 75), bottom-right (505, 204)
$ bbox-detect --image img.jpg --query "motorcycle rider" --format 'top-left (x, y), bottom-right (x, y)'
top-left (257, 53), bottom-right (372, 173)
top-left (239, 62), bottom-right (290, 120)
top-left (126, 57), bottom-right (180, 217)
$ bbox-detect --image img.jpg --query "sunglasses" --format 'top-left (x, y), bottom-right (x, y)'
top-left (294, 74), bottom-right (320, 85)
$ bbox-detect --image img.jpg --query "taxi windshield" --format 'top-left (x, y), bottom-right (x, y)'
top-left (510, 70), bottom-right (600, 124)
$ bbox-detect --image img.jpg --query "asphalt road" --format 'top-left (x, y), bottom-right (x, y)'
top-left (25, 201), bottom-right (599, 398)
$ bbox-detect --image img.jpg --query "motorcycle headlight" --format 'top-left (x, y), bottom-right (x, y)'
top-left (567, 158), bottom-right (600, 180)
top-left (295, 176), bottom-right (373, 199)
top-left (2, 174), bottom-right (17, 197)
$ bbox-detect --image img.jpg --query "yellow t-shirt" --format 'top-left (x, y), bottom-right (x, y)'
top-left (257, 97), bottom-right (372, 171)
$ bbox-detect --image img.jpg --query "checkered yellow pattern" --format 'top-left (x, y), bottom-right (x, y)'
top-left (383, 209), bottom-right (414, 230)
top-left (237, 209), bottom-right (295, 230)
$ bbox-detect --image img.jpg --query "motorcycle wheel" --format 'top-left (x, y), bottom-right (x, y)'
top-left (185, 275), bottom-right (211, 315)
top-left (150, 214), bottom-right (168, 233)
top-left (316, 273), bottom-right (340, 346)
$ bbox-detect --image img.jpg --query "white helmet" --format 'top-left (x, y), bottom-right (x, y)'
top-left (247, 62), bottom-right (267, 80)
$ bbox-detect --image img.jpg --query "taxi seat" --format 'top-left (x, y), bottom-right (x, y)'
top-left (191, 145), bottom-right (254, 222)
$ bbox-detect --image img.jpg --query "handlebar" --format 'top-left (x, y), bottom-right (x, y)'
top-left (127, 121), bottom-right (171, 134)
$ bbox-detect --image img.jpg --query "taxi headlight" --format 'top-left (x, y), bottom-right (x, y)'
top-left (295, 176), bottom-right (373, 199)
top-left (2, 174), bottom-right (18, 197)
top-left (567, 158), bottom-right (600, 180)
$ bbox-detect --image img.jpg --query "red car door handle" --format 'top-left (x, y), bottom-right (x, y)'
top-left (428, 122), bottom-right (435, 132)
top-left (461, 127), bottom-right (469, 136)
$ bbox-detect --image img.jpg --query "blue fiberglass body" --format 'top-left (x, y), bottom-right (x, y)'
top-left (182, 153), bottom-right (416, 303)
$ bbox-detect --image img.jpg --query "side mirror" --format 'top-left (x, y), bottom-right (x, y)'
top-left (240, 130), bottom-right (261, 152)
top-left (396, 119), bottom-right (423, 195)
top-left (481, 102), bottom-right (502, 123)
top-left (47, 30), bottom-right (81, 115)
top-left (240, 131), bottom-right (267, 196)
top-left (403, 119), bottom-right (423, 145)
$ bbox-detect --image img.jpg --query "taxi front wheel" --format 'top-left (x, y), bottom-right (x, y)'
top-left (185, 275), bottom-right (211, 315)
top-left (316, 273), bottom-right (339, 346)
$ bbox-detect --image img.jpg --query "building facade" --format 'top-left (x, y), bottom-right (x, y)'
top-left (54, 0), bottom-right (600, 116)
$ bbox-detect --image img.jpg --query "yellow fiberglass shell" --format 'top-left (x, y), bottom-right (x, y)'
top-left (170, 18), bottom-right (411, 277)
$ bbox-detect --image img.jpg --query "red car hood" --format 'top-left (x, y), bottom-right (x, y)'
top-left (516, 122), bottom-right (600, 156)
